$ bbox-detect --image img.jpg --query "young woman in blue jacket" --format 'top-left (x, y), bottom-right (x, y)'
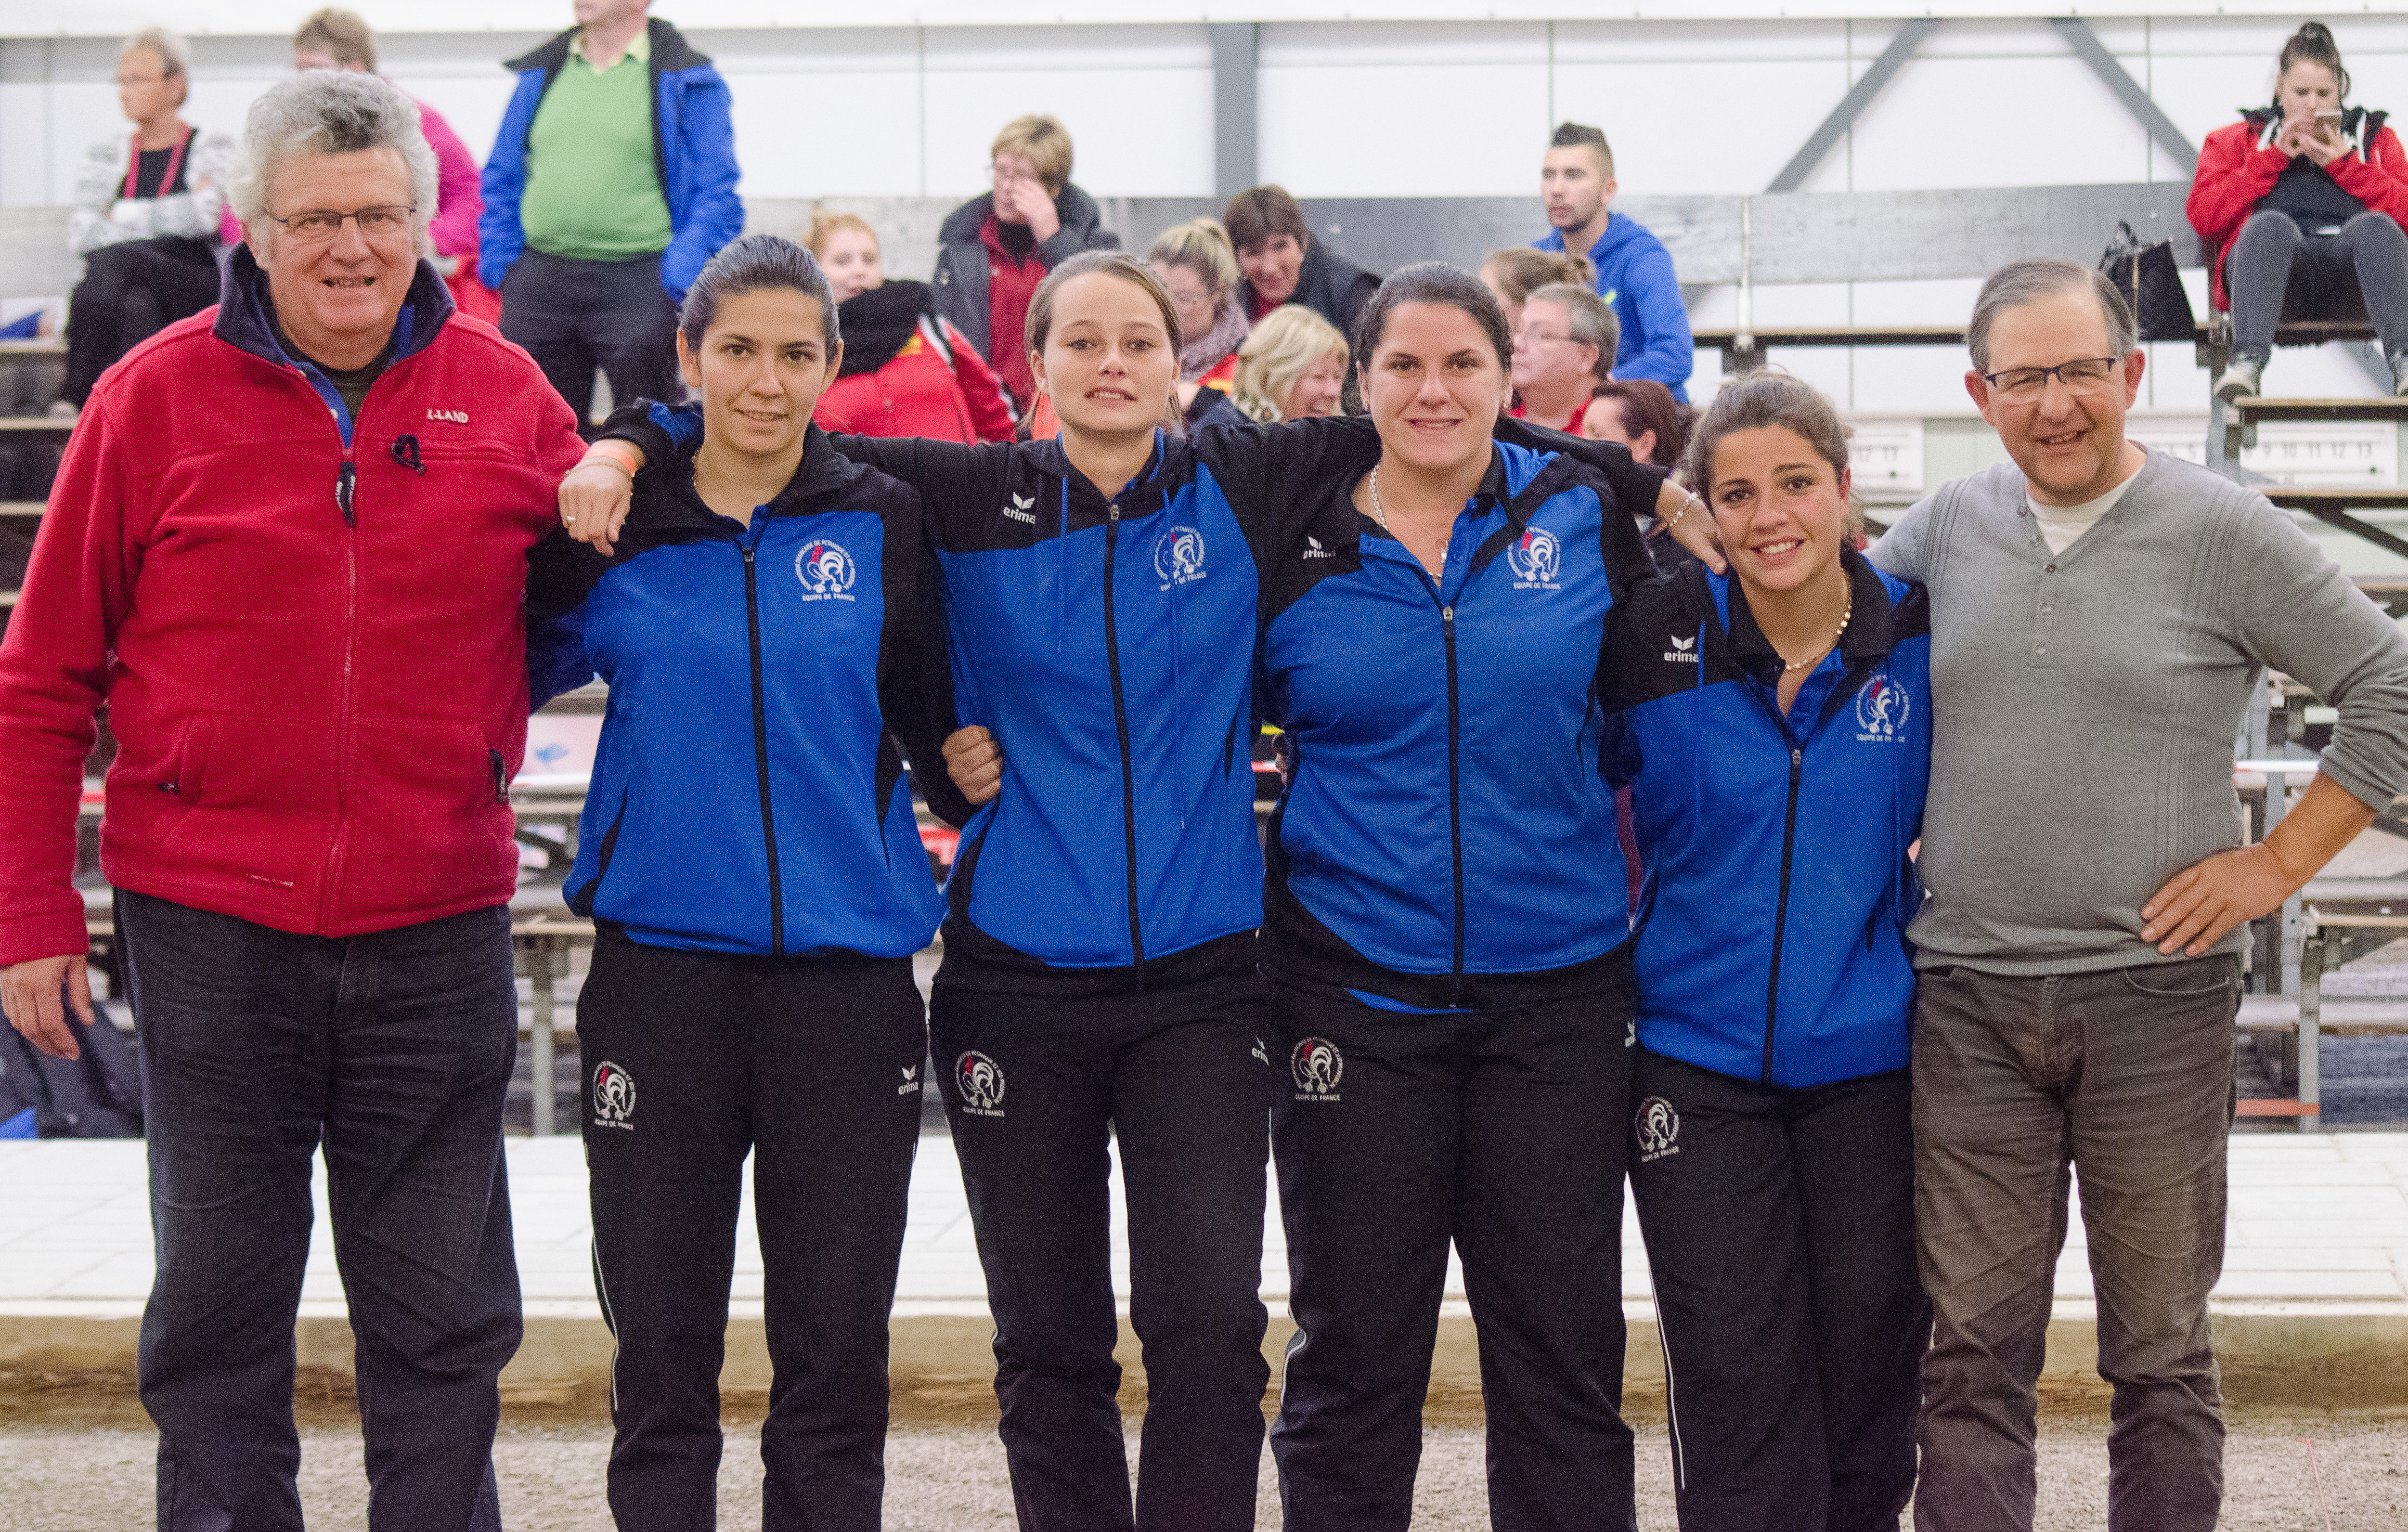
top-left (563, 254), bottom-right (1708, 1532)
top-left (1598, 371), bottom-right (1934, 1531)
top-left (525, 236), bottom-right (970, 1532)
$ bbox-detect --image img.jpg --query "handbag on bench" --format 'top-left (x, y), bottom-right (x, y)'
top-left (2100, 220), bottom-right (2198, 343)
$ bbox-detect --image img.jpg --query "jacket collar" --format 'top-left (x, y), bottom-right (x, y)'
top-left (634, 423), bottom-right (875, 541)
top-left (941, 181), bottom-right (1106, 245)
top-left (213, 241), bottom-right (454, 372)
top-left (507, 16), bottom-right (705, 77)
top-left (1025, 428), bottom-right (1185, 521)
top-left (1713, 542), bottom-right (1899, 677)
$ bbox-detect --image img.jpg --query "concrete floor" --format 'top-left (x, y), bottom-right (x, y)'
top-left (3, 1393), bottom-right (2404, 1530)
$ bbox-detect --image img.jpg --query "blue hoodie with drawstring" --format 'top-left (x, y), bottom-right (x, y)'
top-left (1536, 212), bottom-right (1695, 401)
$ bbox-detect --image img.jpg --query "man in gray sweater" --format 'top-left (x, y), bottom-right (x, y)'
top-left (1871, 258), bottom-right (2408, 1531)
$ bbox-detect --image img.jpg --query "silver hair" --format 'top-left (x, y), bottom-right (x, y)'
top-left (229, 71), bottom-right (438, 258)
top-left (122, 27), bottom-right (191, 79)
top-left (1526, 279), bottom-right (1621, 384)
top-left (1966, 258), bottom-right (2136, 373)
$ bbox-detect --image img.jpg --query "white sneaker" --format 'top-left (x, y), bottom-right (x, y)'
top-left (2214, 357), bottom-right (2262, 403)
top-left (44, 399), bottom-right (77, 421)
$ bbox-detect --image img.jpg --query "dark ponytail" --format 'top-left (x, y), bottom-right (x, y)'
top-left (680, 233), bottom-right (838, 353)
top-left (2277, 21), bottom-right (2350, 102)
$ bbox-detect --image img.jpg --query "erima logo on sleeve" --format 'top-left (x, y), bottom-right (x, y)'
top-left (1003, 491), bottom-right (1038, 526)
top-left (1302, 535), bottom-right (1336, 560)
top-left (1662, 634), bottom-right (1700, 664)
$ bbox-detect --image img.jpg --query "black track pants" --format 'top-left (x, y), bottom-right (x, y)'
top-left (577, 931), bottom-right (929, 1532)
top-left (1268, 975), bottom-right (1639, 1532)
top-left (1627, 1048), bottom-right (1925, 1532)
top-left (930, 977), bottom-right (1273, 1532)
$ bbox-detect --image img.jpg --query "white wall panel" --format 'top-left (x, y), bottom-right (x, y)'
top-left (920, 25), bottom-right (1212, 198)
top-left (1551, 18), bottom-right (1852, 65)
top-left (1553, 59), bottom-right (1854, 196)
top-left (1844, 55), bottom-right (2152, 190)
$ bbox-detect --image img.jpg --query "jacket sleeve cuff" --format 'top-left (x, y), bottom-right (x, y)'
top-left (0, 899), bottom-right (94, 970)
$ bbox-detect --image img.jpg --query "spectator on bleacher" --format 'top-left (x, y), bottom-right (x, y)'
top-left (2190, 21), bottom-right (2408, 401)
top-left (59, 29), bottom-right (234, 412)
top-left (1601, 371), bottom-right (1932, 1532)
top-left (1533, 121), bottom-right (1695, 403)
top-left (479, 0), bottom-right (741, 424)
top-left (292, 8), bottom-right (494, 320)
top-left (1479, 246), bottom-right (1593, 337)
top-left (804, 212), bottom-right (1014, 443)
top-left (1508, 279), bottom-right (1617, 431)
top-left (0, 71), bottom-right (586, 1530)
top-left (1224, 184), bottom-right (1380, 339)
top-left (931, 114), bottom-right (1121, 410)
top-left (1585, 378), bottom-right (1698, 569)
top-left (1229, 304), bottom-right (1348, 423)
top-left (1874, 258), bottom-right (2408, 1531)
top-left (524, 235), bottom-right (970, 1532)
top-left (1151, 218), bottom-right (1253, 430)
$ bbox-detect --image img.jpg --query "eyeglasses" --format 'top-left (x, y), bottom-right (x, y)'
top-left (117, 73), bottom-right (170, 87)
top-left (1515, 328), bottom-right (1576, 348)
top-left (1981, 357), bottom-right (2123, 399)
top-left (265, 205), bottom-right (416, 243)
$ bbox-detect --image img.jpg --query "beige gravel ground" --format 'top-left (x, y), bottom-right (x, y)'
top-left (5, 1390), bottom-right (2404, 1530)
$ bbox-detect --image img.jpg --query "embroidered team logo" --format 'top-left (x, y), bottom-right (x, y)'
top-left (1855, 674), bottom-right (1909, 741)
top-left (1290, 1037), bottom-right (1343, 1101)
top-left (591, 1061), bottom-right (636, 1130)
top-left (1634, 1096), bottom-right (1679, 1162)
top-left (1003, 491), bottom-right (1038, 526)
top-left (1507, 526), bottom-right (1562, 590)
top-left (1154, 525), bottom-right (1208, 587)
top-left (1662, 633), bottom-right (1700, 665)
top-left (796, 540), bottom-right (858, 600)
top-left (425, 407), bottom-right (468, 424)
top-left (1302, 534), bottom-right (1336, 560)
top-left (955, 1050), bottom-right (1006, 1116)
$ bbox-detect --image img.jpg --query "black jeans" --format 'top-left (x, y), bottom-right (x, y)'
top-left (498, 248), bottom-right (682, 427)
top-left (1627, 1049), bottom-right (1924, 1532)
top-left (64, 236), bottom-right (222, 405)
top-left (1912, 953), bottom-right (2241, 1532)
top-left (118, 889), bottom-right (521, 1532)
top-left (1268, 972), bottom-right (1639, 1532)
top-left (930, 975), bottom-right (1273, 1532)
top-left (577, 931), bottom-right (928, 1532)
top-left (2228, 208), bottom-right (2408, 360)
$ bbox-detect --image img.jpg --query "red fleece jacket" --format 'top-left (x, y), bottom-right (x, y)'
top-left (2188, 112), bottom-right (2408, 311)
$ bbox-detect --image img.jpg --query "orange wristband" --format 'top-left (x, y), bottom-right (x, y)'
top-left (580, 440), bottom-right (639, 477)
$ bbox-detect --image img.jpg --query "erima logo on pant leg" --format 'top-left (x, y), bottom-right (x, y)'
top-left (899, 1063), bottom-right (922, 1096)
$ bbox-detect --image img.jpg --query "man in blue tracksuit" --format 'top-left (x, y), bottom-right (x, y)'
top-left (478, 3), bottom-right (741, 423)
top-left (1534, 121), bottom-right (1695, 401)
top-left (1600, 512), bottom-right (1933, 1531)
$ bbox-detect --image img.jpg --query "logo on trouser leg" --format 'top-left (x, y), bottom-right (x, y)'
top-left (1290, 1037), bottom-right (1343, 1101)
top-left (1634, 1096), bottom-right (1679, 1162)
top-left (899, 1063), bottom-right (922, 1096)
top-left (592, 1061), bottom-right (636, 1130)
top-left (955, 1051), bottom-right (1006, 1116)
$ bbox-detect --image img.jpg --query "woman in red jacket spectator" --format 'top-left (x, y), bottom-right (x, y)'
top-left (806, 211), bottom-right (1016, 443)
top-left (2187, 21), bottom-right (2408, 400)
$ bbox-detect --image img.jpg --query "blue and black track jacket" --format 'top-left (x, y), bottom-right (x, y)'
top-left (1599, 548), bottom-right (1932, 1088)
top-left (1258, 436), bottom-right (1667, 1011)
top-left (604, 404), bottom-right (1665, 997)
top-left (525, 425), bottom-right (970, 958)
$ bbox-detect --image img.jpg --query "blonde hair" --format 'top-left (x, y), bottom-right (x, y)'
top-left (123, 27), bottom-right (191, 105)
top-left (1232, 305), bottom-right (1349, 423)
top-left (1148, 218), bottom-right (1239, 296)
top-left (293, 8), bottom-right (375, 70)
top-left (804, 210), bottom-right (878, 262)
top-left (991, 114), bottom-right (1073, 197)
top-left (1482, 248), bottom-right (1593, 306)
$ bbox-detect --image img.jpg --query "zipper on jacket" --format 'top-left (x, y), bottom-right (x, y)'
top-left (335, 460), bottom-right (356, 527)
top-left (741, 538), bottom-right (788, 955)
top-left (1441, 602), bottom-right (1467, 999)
top-left (1761, 743), bottom-right (1805, 1085)
top-left (1101, 502), bottom-right (1146, 971)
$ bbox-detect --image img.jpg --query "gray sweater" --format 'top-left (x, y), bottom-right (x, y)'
top-left (1870, 448), bottom-right (2408, 975)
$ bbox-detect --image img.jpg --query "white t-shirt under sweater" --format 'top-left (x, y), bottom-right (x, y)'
top-left (2026, 472), bottom-right (2138, 555)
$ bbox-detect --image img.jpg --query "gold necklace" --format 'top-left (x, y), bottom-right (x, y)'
top-left (1779, 594), bottom-right (1853, 672)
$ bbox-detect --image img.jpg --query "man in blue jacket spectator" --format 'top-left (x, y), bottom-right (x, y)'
top-left (478, 0), bottom-right (740, 424)
top-left (1532, 121), bottom-right (1694, 402)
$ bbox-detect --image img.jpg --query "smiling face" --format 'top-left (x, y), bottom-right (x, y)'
top-left (1360, 301), bottom-right (1510, 476)
top-left (1032, 270), bottom-right (1178, 441)
top-left (1965, 285), bottom-right (2143, 505)
top-left (117, 43), bottom-right (183, 129)
top-left (1279, 349), bottom-right (1347, 420)
top-left (1237, 234), bottom-right (1304, 306)
top-left (819, 225), bottom-right (883, 302)
top-left (677, 287), bottom-right (839, 465)
top-left (2280, 60), bottom-right (2340, 124)
top-left (253, 147), bottom-right (419, 368)
top-left (1706, 424), bottom-right (1852, 601)
top-left (1152, 260), bottom-right (1220, 348)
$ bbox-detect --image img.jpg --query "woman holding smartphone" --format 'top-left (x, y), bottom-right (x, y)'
top-left (2187, 20), bottom-right (2408, 400)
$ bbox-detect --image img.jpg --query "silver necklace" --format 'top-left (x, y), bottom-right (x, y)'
top-left (1366, 464), bottom-right (1393, 535)
top-left (1780, 594), bottom-right (1853, 672)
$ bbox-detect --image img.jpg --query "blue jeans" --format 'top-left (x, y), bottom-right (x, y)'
top-left (118, 890), bottom-right (523, 1532)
